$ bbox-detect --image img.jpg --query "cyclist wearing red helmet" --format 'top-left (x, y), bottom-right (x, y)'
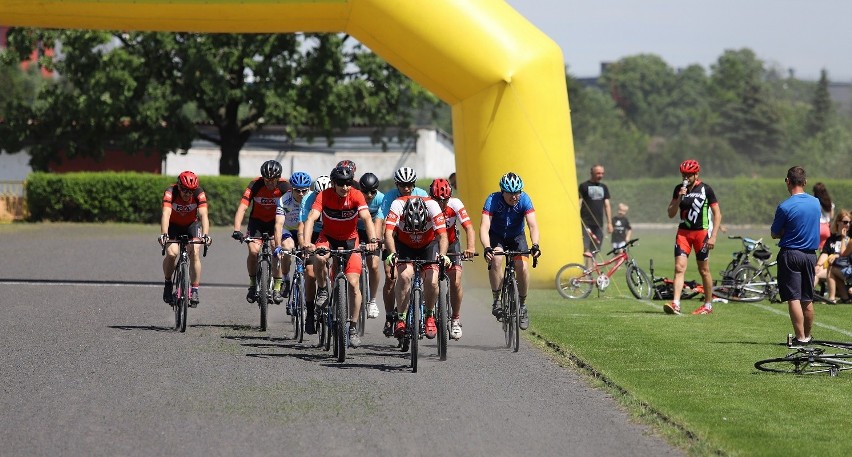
top-left (429, 178), bottom-right (476, 339)
top-left (159, 171), bottom-right (211, 307)
top-left (665, 159), bottom-right (722, 316)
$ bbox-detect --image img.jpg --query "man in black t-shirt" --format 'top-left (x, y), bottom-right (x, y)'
top-left (578, 164), bottom-right (612, 257)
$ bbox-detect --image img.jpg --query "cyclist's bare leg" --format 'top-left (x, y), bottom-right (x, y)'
top-left (189, 244), bottom-right (202, 284)
top-left (383, 263), bottom-right (396, 313)
top-left (313, 252), bottom-right (330, 286)
top-left (368, 255), bottom-right (381, 300)
top-left (488, 256), bottom-right (505, 295)
top-left (279, 237), bottom-right (295, 278)
top-left (163, 243), bottom-right (179, 280)
top-left (305, 263), bottom-right (317, 309)
top-left (246, 242), bottom-right (260, 277)
top-left (696, 259), bottom-right (713, 303)
top-left (672, 255), bottom-right (688, 302)
top-left (449, 269), bottom-right (463, 317)
top-left (394, 264), bottom-right (415, 314)
top-left (515, 256), bottom-right (529, 300)
top-left (346, 272), bottom-right (361, 322)
top-left (424, 268), bottom-right (439, 313)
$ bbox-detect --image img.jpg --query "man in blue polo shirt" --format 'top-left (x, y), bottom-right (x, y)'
top-left (771, 166), bottom-right (821, 347)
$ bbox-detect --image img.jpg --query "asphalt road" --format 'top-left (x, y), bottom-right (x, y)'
top-left (0, 224), bottom-right (681, 456)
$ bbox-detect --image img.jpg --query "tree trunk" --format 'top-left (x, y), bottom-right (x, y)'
top-left (219, 142), bottom-right (241, 176)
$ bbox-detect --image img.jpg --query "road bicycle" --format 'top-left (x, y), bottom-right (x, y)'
top-left (393, 256), bottom-right (448, 372)
top-left (241, 232), bottom-right (277, 332)
top-left (434, 252), bottom-right (478, 361)
top-left (278, 248), bottom-right (307, 343)
top-left (161, 235), bottom-right (208, 333)
top-left (713, 259), bottom-right (780, 303)
top-left (490, 250), bottom-right (538, 353)
top-left (314, 246), bottom-right (365, 363)
top-left (555, 238), bottom-right (652, 300)
top-left (719, 235), bottom-right (773, 281)
top-left (356, 241), bottom-right (381, 337)
top-left (755, 339), bottom-right (852, 376)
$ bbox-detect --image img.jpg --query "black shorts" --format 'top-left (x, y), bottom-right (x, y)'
top-left (777, 248), bottom-right (817, 302)
top-left (168, 221), bottom-right (201, 239)
top-left (488, 232), bottom-right (529, 253)
top-left (397, 239), bottom-right (441, 269)
top-left (247, 219), bottom-right (276, 238)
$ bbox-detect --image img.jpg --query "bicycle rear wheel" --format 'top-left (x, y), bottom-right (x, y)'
top-left (410, 288), bottom-right (421, 373)
top-left (437, 277), bottom-right (449, 361)
top-left (257, 258), bottom-right (271, 331)
top-left (725, 265), bottom-right (768, 302)
top-left (555, 263), bottom-right (594, 299)
top-left (626, 263), bottom-right (653, 300)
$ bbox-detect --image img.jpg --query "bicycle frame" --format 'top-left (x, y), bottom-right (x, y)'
top-left (161, 235), bottom-right (207, 333)
top-left (279, 248), bottom-right (307, 342)
top-left (394, 257), bottom-right (445, 373)
top-left (755, 340), bottom-right (852, 376)
top-left (243, 233), bottom-right (276, 332)
top-left (314, 246), bottom-right (365, 362)
top-left (491, 250), bottom-right (536, 352)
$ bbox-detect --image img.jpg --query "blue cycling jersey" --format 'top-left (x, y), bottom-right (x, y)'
top-left (482, 191), bottom-right (535, 239)
top-left (357, 191), bottom-right (385, 230)
top-left (299, 191), bottom-right (322, 233)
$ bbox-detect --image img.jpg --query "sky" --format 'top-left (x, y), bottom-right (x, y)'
top-left (506, 0), bottom-right (852, 82)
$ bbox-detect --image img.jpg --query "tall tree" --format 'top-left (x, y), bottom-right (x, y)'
top-left (805, 69), bottom-right (833, 136)
top-left (0, 30), bottom-right (440, 174)
top-left (600, 54), bottom-right (677, 136)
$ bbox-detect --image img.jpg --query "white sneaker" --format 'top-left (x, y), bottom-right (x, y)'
top-left (450, 319), bottom-right (463, 340)
top-left (367, 299), bottom-right (380, 319)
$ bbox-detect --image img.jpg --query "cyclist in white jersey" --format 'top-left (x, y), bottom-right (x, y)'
top-left (274, 171), bottom-right (312, 301)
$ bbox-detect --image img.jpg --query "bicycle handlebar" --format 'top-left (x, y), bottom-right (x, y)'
top-left (160, 236), bottom-right (208, 257)
top-left (488, 250), bottom-right (538, 269)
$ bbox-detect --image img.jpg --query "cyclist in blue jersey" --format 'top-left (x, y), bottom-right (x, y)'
top-left (375, 166), bottom-right (429, 336)
top-left (357, 172), bottom-right (385, 319)
top-left (298, 175), bottom-right (331, 334)
top-left (480, 172), bottom-right (541, 330)
top-left (274, 171), bottom-right (312, 304)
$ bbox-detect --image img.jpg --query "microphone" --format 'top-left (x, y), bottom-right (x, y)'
top-left (681, 179), bottom-right (689, 192)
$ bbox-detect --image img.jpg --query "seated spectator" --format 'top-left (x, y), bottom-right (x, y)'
top-left (821, 210), bottom-right (851, 303)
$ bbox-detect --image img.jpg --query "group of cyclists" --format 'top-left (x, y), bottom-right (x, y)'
top-left (158, 159), bottom-right (542, 349)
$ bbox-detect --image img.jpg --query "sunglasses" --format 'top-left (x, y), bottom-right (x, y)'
top-left (842, 220), bottom-right (851, 225)
top-left (396, 182), bottom-right (414, 188)
top-left (365, 190), bottom-right (378, 196)
top-left (178, 187), bottom-right (192, 194)
top-left (293, 188), bottom-right (309, 194)
top-left (333, 180), bottom-right (352, 187)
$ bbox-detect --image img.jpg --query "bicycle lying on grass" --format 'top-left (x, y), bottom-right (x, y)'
top-left (161, 235), bottom-right (208, 333)
top-left (713, 257), bottom-right (780, 303)
top-left (555, 238), bottom-right (652, 300)
top-left (648, 259), bottom-right (705, 301)
top-left (755, 339), bottom-right (852, 376)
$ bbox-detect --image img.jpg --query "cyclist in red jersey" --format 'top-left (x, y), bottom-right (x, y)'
top-left (159, 171), bottom-right (211, 307)
top-left (302, 165), bottom-right (379, 347)
top-left (232, 160), bottom-right (291, 304)
top-left (665, 159), bottom-right (722, 316)
top-left (429, 178), bottom-right (476, 339)
top-left (384, 195), bottom-right (451, 340)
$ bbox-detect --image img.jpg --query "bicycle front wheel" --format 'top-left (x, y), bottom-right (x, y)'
top-left (555, 263), bottom-right (594, 299)
top-left (257, 258), bottom-right (271, 331)
top-left (437, 277), bottom-right (449, 361)
top-left (626, 263), bottom-right (653, 300)
top-left (358, 271), bottom-right (368, 337)
top-left (726, 265), bottom-right (769, 302)
top-left (335, 276), bottom-right (348, 363)
top-left (410, 288), bottom-right (421, 373)
top-left (291, 275), bottom-right (305, 343)
top-left (178, 261), bottom-right (190, 333)
top-left (507, 275), bottom-right (520, 352)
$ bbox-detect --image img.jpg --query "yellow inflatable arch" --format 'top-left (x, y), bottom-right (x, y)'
top-left (2, 0), bottom-right (580, 286)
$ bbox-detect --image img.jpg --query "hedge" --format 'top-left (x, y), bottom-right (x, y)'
top-left (25, 172), bottom-right (852, 226)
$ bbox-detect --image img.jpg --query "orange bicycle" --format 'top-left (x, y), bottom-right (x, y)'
top-left (555, 238), bottom-right (652, 299)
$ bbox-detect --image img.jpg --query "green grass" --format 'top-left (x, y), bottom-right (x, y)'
top-left (534, 227), bottom-right (852, 456)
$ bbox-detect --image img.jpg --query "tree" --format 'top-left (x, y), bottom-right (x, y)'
top-left (805, 69), bottom-right (834, 137)
top-left (0, 30), bottom-right (442, 174)
top-left (600, 54), bottom-right (677, 136)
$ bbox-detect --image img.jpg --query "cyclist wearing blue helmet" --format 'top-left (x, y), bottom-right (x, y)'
top-left (480, 172), bottom-right (541, 330)
top-left (274, 171), bottom-right (312, 302)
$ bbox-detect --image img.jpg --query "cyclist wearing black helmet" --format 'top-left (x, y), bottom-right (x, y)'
top-left (481, 172), bottom-right (541, 331)
top-left (375, 166), bottom-right (429, 336)
top-left (232, 160), bottom-right (291, 304)
top-left (357, 172), bottom-right (384, 319)
top-left (303, 165), bottom-right (379, 347)
top-left (384, 195), bottom-right (451, 340)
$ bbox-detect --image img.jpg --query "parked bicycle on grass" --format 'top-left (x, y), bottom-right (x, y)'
top-left (755, 339), bottom-right (852, 376)
top-left (160, 235), bottom-right (208, 332)
top-left (713, 258), bottom-right (780, 303)
top-left (719, 235), bottom-right (773, 281)
top-left (556, 238), bottom-right (652, 300)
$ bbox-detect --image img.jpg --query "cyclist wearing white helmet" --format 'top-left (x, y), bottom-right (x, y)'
top-left (480, 172), bottom-right (541, 331)
top-left (375, 166), bottom-right (429, 337)
top-left (297, 174), bottom-right (332, 334)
